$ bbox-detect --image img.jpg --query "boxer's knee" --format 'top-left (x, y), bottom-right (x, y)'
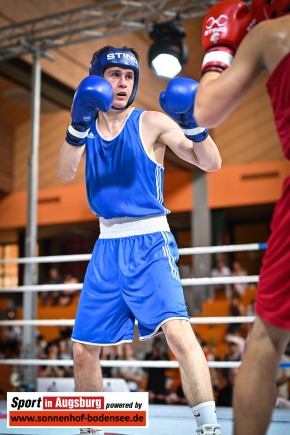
top-left (162, 319), bottom-right (196, 355)
top-left (73, 342), bottom-right (101, 366)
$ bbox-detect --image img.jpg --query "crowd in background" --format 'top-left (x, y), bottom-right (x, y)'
top-left (1, 260), bottom-right (290, 409)
top-left (2, 319), bottom-right (290, 410)
top-left (41, 267), bottom-right (80, 306)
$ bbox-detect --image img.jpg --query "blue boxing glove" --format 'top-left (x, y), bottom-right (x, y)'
top-left (66, 75), bottom-right (114, 146)
top-left (159, 78), bottom-right (208, 143)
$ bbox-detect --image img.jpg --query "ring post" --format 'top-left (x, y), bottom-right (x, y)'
top-left (22, 48), bottom-right (41, 391)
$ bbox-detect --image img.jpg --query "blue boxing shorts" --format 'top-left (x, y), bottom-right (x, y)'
top-left (71, 215), bottom-right (190, 345)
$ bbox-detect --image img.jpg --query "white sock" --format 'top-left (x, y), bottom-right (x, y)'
top-left (192, 400), bottom-right (217, 427)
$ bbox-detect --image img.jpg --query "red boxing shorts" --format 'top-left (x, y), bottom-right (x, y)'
top-left (256, 53), bottom-right (290, 330)
top-left (255, 176), bottom-right (290, 329)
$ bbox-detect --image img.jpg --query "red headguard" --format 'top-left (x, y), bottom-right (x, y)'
top-left (251, 0), bottom-right (290, 21)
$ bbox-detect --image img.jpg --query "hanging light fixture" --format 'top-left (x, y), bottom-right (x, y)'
top-left (148, 16), bottom-right (188, 79)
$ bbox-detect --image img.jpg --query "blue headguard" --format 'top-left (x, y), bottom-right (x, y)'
top-left (89, 48), bottom-right (140, 109)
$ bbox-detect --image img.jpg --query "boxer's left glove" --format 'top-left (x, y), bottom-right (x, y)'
top-left (66, 75), bottom-right (114, 146)
top-left (159, 77), bottom-right (208, 143)
top-left (201, 0), bottom-right (256, 75)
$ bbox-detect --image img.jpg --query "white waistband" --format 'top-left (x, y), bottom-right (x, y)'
top-left (99, 215), bottom-right (170, 238)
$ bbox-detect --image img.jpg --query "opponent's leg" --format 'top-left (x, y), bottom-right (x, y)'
top-left (73, 342), bottom-right (104, 435)
top-left (233, 316), bottom-right (290, 435)
top-left (162, 319), bottom-right (221, 434)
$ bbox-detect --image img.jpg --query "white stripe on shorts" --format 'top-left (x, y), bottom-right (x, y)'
top-left (161, 231), bottom-right (180, 281)
top-left (99, 214), bottom-right (170, 238)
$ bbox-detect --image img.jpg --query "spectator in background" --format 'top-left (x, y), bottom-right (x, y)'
top-left (224, 334), bottom-right (245, 382)
top-left (232, 261), bottom-right (248, 299)
top-left (57, 326), bottom-right (74, 359)
top-left (111, 343), bottom-right (147, 392)
top-left (58, 325), bottom-right (73, 341)
top-left (217, 367), bottom-right (239, 407)
top-left (38, 342), bottom-right (66, 378)
top-left (58, 338), bottom-right (74, 377)
top-left (226, 295), bottom-right (246, 335)
top-left (210, 259), bottom-right (231, 300)
top-left (145, 337), bottom-right (170, 404)
top-left (100, 344), bottom-right (123, 378)
top-left (36, 334), bottom-right (48, 359)
top-left (41, 267), bottom-right (63, 306)
top-left (201, 340), bottom-right (221, 398)
top-left (0, 335), bottom-right (5, 359)
top-left (247, 298), bottom-right (256, 316)
top-left (4, 324), bottom-right (22, 357)
top-left (58, 273), bottom-right (80, 306)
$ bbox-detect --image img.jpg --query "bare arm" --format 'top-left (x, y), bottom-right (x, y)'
top-left (144, 111), bottom-right (221, 172)
top-left (57, 141), bottom-right (86, 183)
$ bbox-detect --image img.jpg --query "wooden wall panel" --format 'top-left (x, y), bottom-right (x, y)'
top-left (208, 160), bottom-right (290, 208)
top-left (12, 122), bottom-right (30, 191)
top-left (0, 184), bottom-right (92, 230)
top-left (0, 160), bottom-right (288, 231)
top-left (13, 109), bottom-right (85, 191)
top-left (0, 124), bottom-right (13, 193)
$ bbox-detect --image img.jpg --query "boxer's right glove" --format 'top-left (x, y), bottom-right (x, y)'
top-left (160, 77), bottom-right (208, 143)
top-left (201, 0), bottom-right (256, 75)
top-left (66, 76), bottom-right (114, 146)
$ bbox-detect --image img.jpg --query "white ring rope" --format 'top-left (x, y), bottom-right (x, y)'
top-left (0, 316), bottom-right (256, 327)
top-left (0, 359), bottom-right (241, 368)
top-left (0, 283), bottom-right (83, 293)
top-left (0, 242), bottom-right (267, 265)
top-left (181, 276), bottom-right (259, 286)
top-left (0, 276), bottom-right (259, 293)
top-left (0, 359), bottom-right (289, 368)
top-left (179, 242), bottom-right (267, 256)
top-left (0, 254), bottom-right (91, 265)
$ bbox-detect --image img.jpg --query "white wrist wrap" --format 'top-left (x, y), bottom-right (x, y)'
top-left (68, 124), bottom-right (89, 139)
top-left (202, 50), bottom-right (234, 69)
top-left (182, 127), bottom-right (206, 136)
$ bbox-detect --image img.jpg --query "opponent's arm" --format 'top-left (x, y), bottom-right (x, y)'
top-left (201, 0), bottom-right (256, 75)
top-left (57, 75), bottom-right (113, 182)
top-left (195, 0), bottom-right (260, 128)
top-left (158, 78), bottom-right (221, 172)
top-left (196, 22), bottom-right (265, 128)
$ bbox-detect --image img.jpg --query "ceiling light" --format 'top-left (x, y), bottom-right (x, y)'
top-left (148, 17), bottom-right (188, 79)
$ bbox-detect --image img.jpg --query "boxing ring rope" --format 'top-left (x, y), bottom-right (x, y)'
top-left (0, 316), bottom-right (255, 327)
top-left (0, 358), bottom-right (290, 369)
top-left (0, 275), bottom-right (259, 294)
top-left (0, 358), bottom-right (242, 368)
top-left (0, 359), bottom-right (289, 368)
top-left (0, 242), bottom-right (273, 377)
top-left (0, 242), bottom-right (267, 265)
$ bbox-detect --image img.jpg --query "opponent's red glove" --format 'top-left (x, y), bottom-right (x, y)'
top-left (201, 0), bottom-right (256, 75)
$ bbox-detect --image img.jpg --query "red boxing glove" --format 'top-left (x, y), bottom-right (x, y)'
top-left (201, 0), bottom-right (256, 75)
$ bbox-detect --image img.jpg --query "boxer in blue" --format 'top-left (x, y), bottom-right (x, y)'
top-left (58, 45), bottom-right (222, 435)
